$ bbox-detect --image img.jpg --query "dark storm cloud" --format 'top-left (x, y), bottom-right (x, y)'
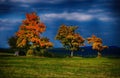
top-left (0, 0), bottom-right (120, 48)
top-left (0, 3), bottom-right (13, 15)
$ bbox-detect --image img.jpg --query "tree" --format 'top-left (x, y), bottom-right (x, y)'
top-left (8, 36), bottom-right (29, 56)
top-left (55, 24), bottom-right (84, 57)
top-left (15, 12), bottom-right (53, 55)
top-left (8, 36), bottom-right (17, 50)
top-left (35, 37), bottom-right (53, 56)
top-left (87, 35), bottom-right (108, 58)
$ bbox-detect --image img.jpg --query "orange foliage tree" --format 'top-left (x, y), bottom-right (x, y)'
top-left (16, 12), bottom-right (53, 55)
top-left (55, 24), bottom-right (84, 57)
top-left (87, 35), bottom-right (108, 58)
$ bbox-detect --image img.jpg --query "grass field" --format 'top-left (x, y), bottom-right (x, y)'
top-left (0, 52), bottom-right (120, 78)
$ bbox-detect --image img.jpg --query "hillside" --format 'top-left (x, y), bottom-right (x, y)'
top-left (48, 46), bottom-right (120, 57)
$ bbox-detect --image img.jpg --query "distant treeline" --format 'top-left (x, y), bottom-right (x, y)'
top-left (48, 46), bottom-right (120, 57)
top-left (0, 48), bottom-right (13, 53)
top-left (0, 46), bottom-right (120, 57)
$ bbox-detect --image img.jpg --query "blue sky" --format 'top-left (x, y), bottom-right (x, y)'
top-left (0, 0), bottom-right (120, 48)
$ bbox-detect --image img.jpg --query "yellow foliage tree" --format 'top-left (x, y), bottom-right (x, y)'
top-left (87, 35), bottom-right (108, 58)
top-left (55, 24), bottom-right (84, 57)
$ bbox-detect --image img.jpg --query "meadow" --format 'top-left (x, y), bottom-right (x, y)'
top-left (0, 52), bottom-right (120, 78)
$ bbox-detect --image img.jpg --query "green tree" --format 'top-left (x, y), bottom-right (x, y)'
top-left (8, 36), bottom-right (31, 56)
top-left (55, 24), bottom-right (84, 57)
top-left (8, 36), bottom-right (18, 51)
top-left (87, 35), bottom-right (108, 58)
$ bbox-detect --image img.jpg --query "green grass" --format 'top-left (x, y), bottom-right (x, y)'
top-left (0, 52), bottom-right (120, 78)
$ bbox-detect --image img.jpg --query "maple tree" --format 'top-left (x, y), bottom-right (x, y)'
top-left (87, 35), bottom-right (108, 58)
top-left (15, 12), bottom-right (53, 55)
top-left (55, 24), bottom-right (84, 57)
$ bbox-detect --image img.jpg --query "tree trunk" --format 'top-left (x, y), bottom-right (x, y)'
top-left (70, 51), bottom-right (74, 57)
top-left (97, 51), bottom-right (101, 58)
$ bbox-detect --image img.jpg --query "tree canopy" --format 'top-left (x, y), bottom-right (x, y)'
top-left (55, 24), bottom-right (84, 57)
top-left (15, 12), bottom-right (53, 54)
top-left (87, 35), bottom-right (108, 57)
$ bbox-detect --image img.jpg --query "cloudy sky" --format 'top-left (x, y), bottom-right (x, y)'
top-left (0, 0), bottom-right (120, 48)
